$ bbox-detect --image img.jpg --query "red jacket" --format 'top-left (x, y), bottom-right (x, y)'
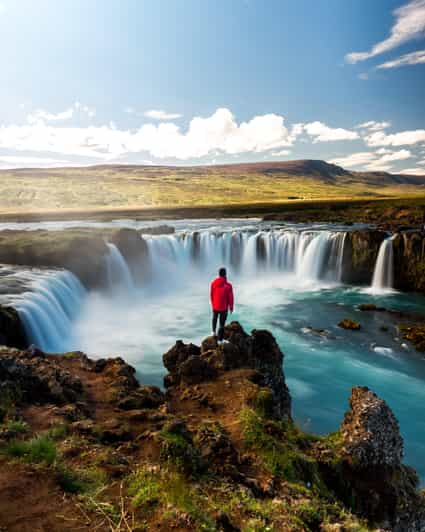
top-left (210, 276), bottom-right (234, 312)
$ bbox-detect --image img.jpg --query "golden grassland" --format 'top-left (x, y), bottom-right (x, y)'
top-left (0, 164), bottom-right (424, 220)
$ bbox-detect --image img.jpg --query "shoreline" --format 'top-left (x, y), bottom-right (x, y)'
top-left (0, 195), bottom-right (424, 225)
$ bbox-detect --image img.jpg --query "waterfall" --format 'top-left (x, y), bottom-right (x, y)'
top-left (105, 243), bottom-right (134, 292)
top-left (371, 235), bottom-right (396, 291)
top-left (14, 270), bottom-right (86, 352)
top-left (142, 229), bottom-right (347, 285)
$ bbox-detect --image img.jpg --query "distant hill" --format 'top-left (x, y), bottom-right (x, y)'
top-left (2, 158), bottom-right (425, 186)
top-left (0, 159), bottom-right (424, 215)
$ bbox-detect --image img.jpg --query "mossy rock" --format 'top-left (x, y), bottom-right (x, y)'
top-left (338, 319), bottom-right (361, 331)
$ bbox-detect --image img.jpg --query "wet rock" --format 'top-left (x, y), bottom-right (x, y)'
top-left (341, 386), bottom-right (403, 468)
top-left (343, 230), bottom-right (386, 284)
top-left (358, 303), bottom-right (386, 312)
top-left (0, 305), bottom-right (27, 349)
top-left (399, 324), bottom-right (425, 352)
top-left (393, 231), bottom-right (425, 294)
top-left (338, 319), bottom-right (361, 330)
top-left (140, 225), bottom-right (175, 235)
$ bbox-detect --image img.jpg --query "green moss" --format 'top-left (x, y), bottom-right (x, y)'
top-left (3, 435), bottom-right (57, 465)
top-left (249, 387), bottom-right (275, 418)
top-left (48, 423), bottom-right (68, 440)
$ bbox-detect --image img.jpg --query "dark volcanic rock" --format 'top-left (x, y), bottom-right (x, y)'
top-left (0, 347), bottom-right (83, 405)
top-left (341, 386), bottom-right (403, 468)
top-left (140, 225), bottom-right (175, 235)
top-left (0, 305), bottom-right (27, 349)
top-left (164, 322), bottom-right (291, 420)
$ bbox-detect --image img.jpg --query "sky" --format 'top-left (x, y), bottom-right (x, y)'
top-left (0, 0), bottom-right (424, 174)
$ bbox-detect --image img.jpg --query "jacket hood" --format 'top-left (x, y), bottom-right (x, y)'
top-left (214, 276), bottom-right (227, 286)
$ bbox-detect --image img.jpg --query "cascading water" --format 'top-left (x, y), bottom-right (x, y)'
top-left (371, 235), bottom-right (396, 291)
top-left (105, 243), bottom-right (135, 292)
top-left (13, 270), bottom-right (86, 352)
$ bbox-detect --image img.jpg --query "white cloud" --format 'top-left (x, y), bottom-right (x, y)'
top-left (271, 149), bottom-right (291, 156)
top-left (330, 149), bottom-right (412, 171)
top-left (27, 108), bottom-right (74, 124)
top-left (358, 72), bottom-right (369, 80)
top-left (0, 155), bottom-right (70, 169)
top-left (399, 167), bottom-right (425, 175)
top-left (356, 120), bottom-right (391, 131)
top-left (303, 121), bottom-right (359, 142)
top-left (329, 152), bottom-right (377, 168)
top-left (365, 129), bottom-right (425, 147)
top-left (0, 108), bottom-right (296, 161)
top-left (27, 102), bottom-right (95, 125)
top-left (144, 109), bottom-right (182, 120)
top-left (377, 49), bottom-right (425, 69)
top-left (346, 0), bottom-right (425, 63)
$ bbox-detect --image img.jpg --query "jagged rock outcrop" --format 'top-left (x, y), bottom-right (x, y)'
top-left (343, 230), bottom-right (386, 284)
top-left (325, 386), bottom-right (425, 531)
top-left (0, 305), bottom-right (27, 349)
top-left (341, 386), bottom-right (403, 468)
top-left (163, 321), bottom-right (291, 420)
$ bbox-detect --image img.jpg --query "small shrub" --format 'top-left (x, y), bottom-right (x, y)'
top-left (2, 419), bottom-right (29, 435)
top-left (48, 424), bottom-right (68, 440)
top-left (3, 435), bottom-right (57, 465)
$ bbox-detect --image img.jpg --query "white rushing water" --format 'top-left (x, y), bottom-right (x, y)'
top-left (371, 235), bottom-right (396, 292)
top-left (11, 270), bottom-right (86, 352)
top-left (11, 229), bottom-right (348, 351)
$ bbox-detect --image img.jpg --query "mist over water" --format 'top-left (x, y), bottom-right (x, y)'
top-left (4, 220), bottom-right (425, 483)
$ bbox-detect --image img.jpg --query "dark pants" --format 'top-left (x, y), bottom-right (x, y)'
top-left (212, 310), bottom-right (228, 341)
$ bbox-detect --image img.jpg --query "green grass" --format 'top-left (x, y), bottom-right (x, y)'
top-left (1, 419), bottom-right (29, 435)
top-left (3, 435), bottom-right (57, 465)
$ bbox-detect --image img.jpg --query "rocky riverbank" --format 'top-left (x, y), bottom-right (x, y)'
top-left (0, 323), bottom-right (424, 531)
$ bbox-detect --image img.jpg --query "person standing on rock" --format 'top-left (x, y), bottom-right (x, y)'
top-left (210, 267), bottom-right (234, 344)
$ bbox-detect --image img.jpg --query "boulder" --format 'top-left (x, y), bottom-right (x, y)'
top-left (341, 386), bottom-right (403, 469)
top-left (338, 319), bottom-right (361, 330)
top-left (163, 341), bottom-right (201, 374)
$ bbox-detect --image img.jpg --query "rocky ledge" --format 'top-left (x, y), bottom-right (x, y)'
top-left (0, 323), bottom-right (424, 531)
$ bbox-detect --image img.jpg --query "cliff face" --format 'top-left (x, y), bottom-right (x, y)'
top-left (342, 230), bottom-right (386, 284)
top-left (393, 231), bottom-right (425, 293)
top-left (0, 323), bottom-right (424, 531)
top-left (0, 228), bottom-right (148, 289)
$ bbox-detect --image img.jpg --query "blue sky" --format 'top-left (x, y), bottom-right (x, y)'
top-left (0, 0), bottom-right (424, 173)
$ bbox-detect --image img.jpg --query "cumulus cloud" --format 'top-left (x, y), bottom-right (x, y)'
top-left (330, 149), bottom-right (412, 171)
top-left (365, 129), bottom-right (425, 147)
top-left (27, 108), bottom-right (74, 124)
top-left (303, 121), bottom-right (359, 142)
top-left (329, 152), bottom-right (377, 168)
top-left (377, 49), bottom-right (425, 68)
top-left (144, 109), bottom-right (182, 120)
top-left (0, 108), bottom-right (297, 161)
top-left (346, 0), bottom-right (425, 63)
top-left (399, 167), bottom-right (425, 175)
top-left (271, 149), bottom-right (291, 157)
top-left (356, 121), bottom-right (391, 131)
top-left (27, 102), bottom-right (95, 125)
